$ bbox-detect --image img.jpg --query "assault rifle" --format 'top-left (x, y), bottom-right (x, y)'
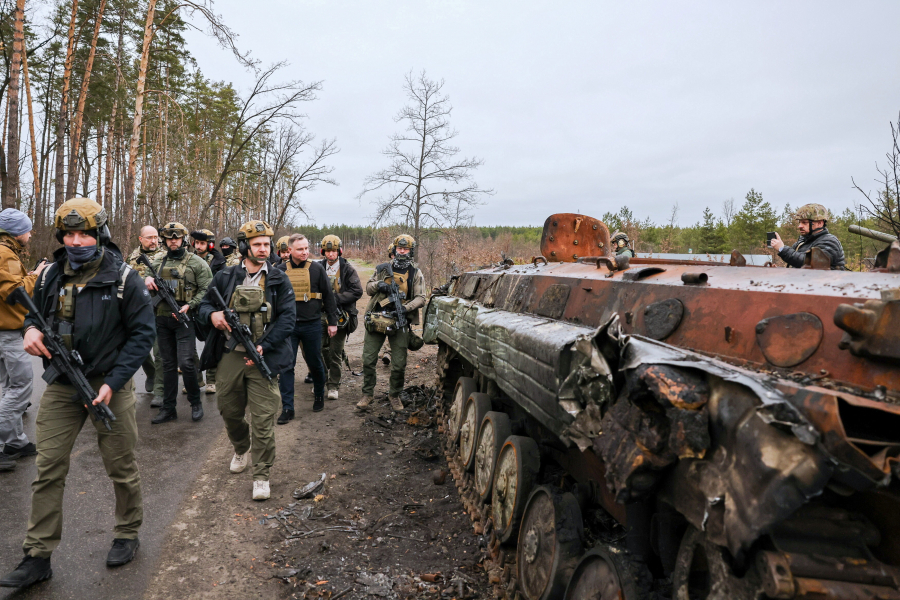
top-left (7, 286), bottom-right (117, 431)
top-left (137, 253), bottom-right (190, 328)
top-left (383, 263), bottom-right (408, 331)
top-left (208, 286), bottom-right (274, 381)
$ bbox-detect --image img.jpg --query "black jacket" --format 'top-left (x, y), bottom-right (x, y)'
top-left (318, 256), bottom-right (363, 314)
top-left (277, 259), bottom-right (338, 325)
top-left (26, 246), bottom-right (156, 392)
top-left (205, 249), bottom-right (227, 275)
top-left (778, 227), bottom-right (846, 269)
top-left (198, 263), bottom-right (296, 374)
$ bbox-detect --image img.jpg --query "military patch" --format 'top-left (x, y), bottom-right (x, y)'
top-left (6, 259), bottom-right (22, 275)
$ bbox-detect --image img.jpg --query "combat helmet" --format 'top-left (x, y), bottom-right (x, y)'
top-left (611, 231), bottom-right (630, 248)
top-left (54, 198), bottom-right (110, 244)
top-left (793, 203), bottom-right (830, 223)
top-left (321, 234), bottom-right (342, 256)
top-left (275, 235), bottom-right (291, 253)
top-left (389, 234), bottom-right (416, 257)
top-left (236, 220), bottom-right (274, 257)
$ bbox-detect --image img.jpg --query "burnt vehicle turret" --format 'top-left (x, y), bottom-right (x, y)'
top-left (424, 213), bottom-right (900, 599)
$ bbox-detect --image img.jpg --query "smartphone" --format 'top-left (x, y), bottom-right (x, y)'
top-left (766, 232), bottom-right (777, 247)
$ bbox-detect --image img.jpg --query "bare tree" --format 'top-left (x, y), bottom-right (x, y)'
top-left (721, 197), bottom-right (735, 228)
top-left (852, 111), bottom-right (900, 237)
top-left (202, 63), bottom-right (323, 216)
top-left (53, 0), bottom-right (80, 208)
top-left (358, 70), bottom-right (493, 243)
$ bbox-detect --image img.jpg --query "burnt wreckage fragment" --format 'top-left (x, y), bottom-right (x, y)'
top-left (427, 212), bottom-right (900, 600)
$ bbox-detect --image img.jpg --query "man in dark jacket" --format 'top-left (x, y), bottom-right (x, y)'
top-left (276, 234), bottom-right (337, 419)
top-left (770, 203), bottom-right (846, 269)
top-left (318, 235), bottom-right (362, 401)
top-left (191, 229), bottom-right (227, 275)
top-left (198, 220), bottom-right (295, 501)
top-left (0, 199), bottom-right (155, 589)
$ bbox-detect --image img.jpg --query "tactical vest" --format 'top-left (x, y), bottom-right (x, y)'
top-left (328, 265), bottom-right (341, 294)
top-left (229, 273), bottom-right (271, 343)
top-left (286, 261), bottom-right (323, 302)
top-left (54, 259), bottom-right (132, 349)
top-left (159, 255), bottom-right (198, 303)
top-left (377, 271), bottom-right (409, 309)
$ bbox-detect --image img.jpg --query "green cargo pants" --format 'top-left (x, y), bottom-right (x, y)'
top-left (216, 350), bottom-right (279, 480)
top-left (322, 326), bottom-right (348, 391)
top-left (362, 328), bottom-right (409, 397)
top-left (24, 378), bottom-right (142, 559)
top-left (152, 339), bottom-right (164, 398)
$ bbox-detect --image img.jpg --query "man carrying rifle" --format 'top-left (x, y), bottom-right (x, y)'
top-left (199, 220), bottom-right (295, 501)
top-left (144, 222), bottom-right (212, 424)
top-left (0, 198), bottom-right (155, 589)
top-left (358, 234), bottom-right (425, 412)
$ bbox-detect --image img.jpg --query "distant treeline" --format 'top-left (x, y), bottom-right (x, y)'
top-left (288, 224), bottom-right (544, 249)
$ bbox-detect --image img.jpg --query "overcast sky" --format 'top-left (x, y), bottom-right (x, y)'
top-left (183, 1), bottom-right (900, 227)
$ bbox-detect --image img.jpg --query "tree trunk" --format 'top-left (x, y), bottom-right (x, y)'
top-left (54, 0), bottom-right (80, 208)
top-left (22, 43), bottom-right (40, 214)
top-left (124, 0), bottom-right (158, 246)
top-left (104, 6), bottom-right (125, 220)
top-left (4, 0), bottom-right (26, 209)
top-left (95, 123), bottom-right (104, 206)
top-left (66, 0), bottom-right (107, 199)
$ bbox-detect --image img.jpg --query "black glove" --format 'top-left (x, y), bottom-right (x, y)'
top-left (377, 281), bottom-right (391, 293)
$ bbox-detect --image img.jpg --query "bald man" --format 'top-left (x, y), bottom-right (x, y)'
top-left (127, 226), bottom-right (165, 403)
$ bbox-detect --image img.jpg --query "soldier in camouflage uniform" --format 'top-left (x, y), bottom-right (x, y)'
top-left (220, 236), bottom-right (241, 267)
top-left (126, 226), bottom-right (164, 406)
top-left (357, 235), bottom-right (425, 412)
top-left (190, 229), bottom-right (226, 393)
top-left (770, 203), bottom-right (846, 269)
top-left (611, 231), bottom-right (635, 258)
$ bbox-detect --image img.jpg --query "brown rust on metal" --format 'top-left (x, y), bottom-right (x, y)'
top-left (756, 312), bottom-right (824, 368)
top-left (541, 213), bottom-right (610, 263)
top-left (803, 246), bottom-right (835, 270)
top-left (835, 294), bottom-right (900, 363)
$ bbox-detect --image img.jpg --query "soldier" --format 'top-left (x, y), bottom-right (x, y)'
top-left (358, 235), bottom-right (426, 412)
top-left (191, 229), bottom-right (226, 274)
top-left (274, 236), bottom-right (291, 266)
top-left (198, 220), bottom-right (295, 500)
top-left (0, 198), bottom-right (154, 588)
top-left (611, 231), bottom-right (635, 258)
top-left (144, 223), bottom-right (212, 424)
top-left (277, 234), bottom-right (337, 420)
top-left (126, 226), bottom-right (164, 406)
top-left (190, 229), bottom-right (226, 393)
top-left (318, 235), bottom-right (363, 401)
top-left (770, 203), bottom-right (846, 269)
top-left (220, 236), bottom-right (241, 267)
top-left (0, 209), bottom-right (46, 473)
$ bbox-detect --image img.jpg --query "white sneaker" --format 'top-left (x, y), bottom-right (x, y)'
top-left (326, 389), bottom-right (338, 401)
top-left (252, 480), bottom-right (270, 500)
top-left (230, 451), bottom-right (250, 473)
top-left (205, 384), bottom-right (216, 394)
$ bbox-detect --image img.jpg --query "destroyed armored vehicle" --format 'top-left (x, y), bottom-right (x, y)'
top-left (423, 213), bottom-right (900, 599)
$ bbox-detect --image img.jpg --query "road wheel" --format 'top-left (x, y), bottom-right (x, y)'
top-left (492, 435), bottom-right (540, 544)
top-left (517, 486), bottom-right (584, 600)
top-left (474, 411), bottom-right (511, 502)
top-left (447, 376), bottom-right (476, 444)
top-left (564, 547), bottom-right (645, 600)
top-left (460, 393), bottom-right (492, 471)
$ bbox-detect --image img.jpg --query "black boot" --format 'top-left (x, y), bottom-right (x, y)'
top-left (304, 373), bottom-right (313, 384)
top-left (0, 555), bottom-right (52, 588)
top-left (277, 409), bottom-right (294, 425)
top-left (151, 408), bottom-right (177, 424)
top-left (3, 442), bottom-right (37, 459)
top-left (0, 454), bottom-right (15, 472)
top-left (106, 538), bottom-right (140, 567)
top-left (191, 404), bottom-right (204, 422)
top-left (312, 396), bottom-right (324, 412)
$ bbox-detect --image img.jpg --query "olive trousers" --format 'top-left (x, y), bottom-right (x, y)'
top-left (24, 379), bottom-right (142, 558)
top-left (216, 350), bottom-right (280, 480)
top-left (321, 326), bottom-right (348, 391)
top-left (361, 328), bottom-right (409, 397)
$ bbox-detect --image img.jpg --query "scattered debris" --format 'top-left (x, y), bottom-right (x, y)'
top-left (293, 473), bottom-right (327, 499)
top-left (432, 469), bottom-right (447, 485)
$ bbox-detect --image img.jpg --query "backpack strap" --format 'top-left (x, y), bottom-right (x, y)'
top-left (118, 262), bottom-right (133, 300)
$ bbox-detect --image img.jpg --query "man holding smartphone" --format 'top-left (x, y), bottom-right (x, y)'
top-left (769, 203), bottom-right (845, 269)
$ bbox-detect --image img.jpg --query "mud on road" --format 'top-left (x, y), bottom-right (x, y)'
top-left (144, 264), bottom-right (490, 600)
